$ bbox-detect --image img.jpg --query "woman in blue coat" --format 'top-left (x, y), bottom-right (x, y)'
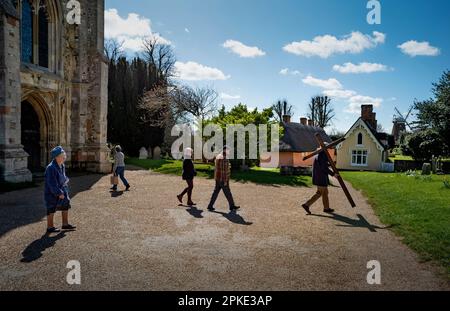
top-left (44, 146), bottom-right (76, 233)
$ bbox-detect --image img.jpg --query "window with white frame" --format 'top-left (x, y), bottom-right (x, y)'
top-left (351, 150), bottom-right (368, 166)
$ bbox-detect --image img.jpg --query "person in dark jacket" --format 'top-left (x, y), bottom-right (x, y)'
top-left (44, 146), bottom-right (76, 233)
top-left (177, 148), bottom-right (196, 206)
top-left (301, 150), bottom-right (338, 214)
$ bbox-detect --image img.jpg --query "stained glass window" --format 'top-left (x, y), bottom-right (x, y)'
top-left (21, 0), bottom-right (33, 64)
top-left (38, 2), bottom-right (49, 68)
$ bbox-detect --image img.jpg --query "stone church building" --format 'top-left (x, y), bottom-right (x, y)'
top-left (0, 0), bottom-right (109, 182)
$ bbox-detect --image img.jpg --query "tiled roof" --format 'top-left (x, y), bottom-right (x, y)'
top-left (280, 122), bottom-right (332, 152)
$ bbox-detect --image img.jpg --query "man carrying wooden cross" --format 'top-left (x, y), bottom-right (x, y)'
top-left (301, 134), bottom-right (356, 214)
top-left (301, 150), bottom-right (339, 214)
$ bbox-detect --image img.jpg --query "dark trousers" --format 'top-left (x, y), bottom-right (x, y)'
top-left (179, 179), bottom-right (194, 202)
top-left (113, 166), bottom-right (129, 190)
top-left (208, 181), bottom-right (235, 210)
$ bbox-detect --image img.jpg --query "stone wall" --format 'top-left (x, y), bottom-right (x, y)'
top-left (0, 10), bottom-right (32, 182)
top-left (0, 0), bottom-right (109, 183)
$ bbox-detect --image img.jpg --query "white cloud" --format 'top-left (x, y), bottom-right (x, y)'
top-left (279, 68), bottom-right (301, 76)
top-left (105, 8), bottom-right (171, 51)
top-left (279, 68), bottom-right (289, 75)
top-left (174, 61), bottom-right (230, 81)
top-left (220, 93), bottom-right (241, 100)
top-left (283, 31), bottom-right (385, 58)
top-left (323, 89), bottom-right (357, 98)
top-left (333, 62), bottom-right (390, 74)
top-left (345, 95), bottom-right (383, 113)
top-left (223, 40), bottom-right (266, 58)
top-left (301, 75), bottom-right (383, 114)
top-left (397, 40), bottom-right (440, 57)
top-left (302, 75), bottom-right (343, 90)
top-left (184, 28), bottom-right (190, 33)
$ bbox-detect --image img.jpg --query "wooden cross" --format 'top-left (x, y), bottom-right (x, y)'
top-left (303, 134), bottom-right (356, 208)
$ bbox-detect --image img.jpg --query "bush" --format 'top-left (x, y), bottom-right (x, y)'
top-left (401, 129), bottom-right (445, 161)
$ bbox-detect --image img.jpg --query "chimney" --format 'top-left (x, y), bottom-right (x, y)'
top-left (361, 104), bottom-right (377, 130)
top-left (308, 119), bottom-right (314, 126)
top-left (282, 115), bottom-right (291, 123)
top-left (300, 117), bottom-right (307, 125)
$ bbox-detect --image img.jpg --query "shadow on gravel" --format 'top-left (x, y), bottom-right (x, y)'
top-left (20, 232), bottom-right (67, 263)
top-left (213, 210), bottom-right (253, 226)
top-left (185, 206), bottom-right (204, 218)
top-left (311, 213), bottom-right (394, 232)
top-left (110, 190), bottom-right (124, 198)
top-left (0, 174), bottom-right (103, 238)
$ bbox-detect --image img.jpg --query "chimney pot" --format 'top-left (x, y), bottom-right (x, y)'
top-left (308, 119), bottom-right (314, 126)
top-left (282, 115), bottom-right (291, 123)
top-left (300, 117), bottom-right (307, 125)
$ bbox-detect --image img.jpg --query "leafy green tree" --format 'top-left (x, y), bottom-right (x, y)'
top-left (413, 70), bottom-right (450, 155)
top-left (401, 129), bottom-right (444, 161)
top-left (207, 104), bottom-right (275, 168)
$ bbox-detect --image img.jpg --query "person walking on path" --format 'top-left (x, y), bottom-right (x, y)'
top-left (44, 146), bottom-right (76, 233)
top-left (177, 148), bottom-right (197, 206)
top-left (207, 146), bottom-right (240, 212)
top-left (111, 145), bottom-right (130, 192)
top-left (302, 150), bottom-right (339, 214)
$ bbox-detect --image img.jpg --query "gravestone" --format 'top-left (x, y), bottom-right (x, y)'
top-left (139, 147), bottom-right (148, 159)
top-left (422, 163), bottom-right (431, 175)
top-left (153, 146), bottom-right (161, 160)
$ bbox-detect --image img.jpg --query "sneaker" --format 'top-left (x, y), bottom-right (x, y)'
top-left (301, 204), bottom-right (312, 215)
top-left (207, 207), bottom-right (215, 212)
top-left (187, 201), bottom-right (196, 206)
top-left (230, 206), bottom-right (241, 211)
top-left (323, 208), bottom-right (335, 214)
top-left (125, 185), bottom-right (131, 191)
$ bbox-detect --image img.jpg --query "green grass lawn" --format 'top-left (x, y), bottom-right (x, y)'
top-left (126, 158), bottom-right (312, 187)
top-left (341, 171), bottom-right (450, 277)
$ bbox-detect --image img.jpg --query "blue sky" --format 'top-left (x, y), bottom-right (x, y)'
top-left (105, 0), bottom-right (450, 132)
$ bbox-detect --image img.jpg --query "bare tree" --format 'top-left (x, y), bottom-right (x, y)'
top-left (308, 96), bottom-right (335, 128)
top-left (104, 39), bottom-right (124, 62)
top-left (138, 86), bottom-right (175, 127)
top-left (272, 99), bottom-right (294, 122)
top-left (141, 37), bottom-right (176, 85)
top-left (138, 84), bottom-right (219, 127)
top-left (173, 85), bottom-right (219, 121)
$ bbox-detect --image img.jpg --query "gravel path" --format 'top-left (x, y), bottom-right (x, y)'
top-left (0, 167), bottom-right (448, 290)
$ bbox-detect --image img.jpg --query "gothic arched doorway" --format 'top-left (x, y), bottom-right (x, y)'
top-left (21, 101), bottom-right (43, 172)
